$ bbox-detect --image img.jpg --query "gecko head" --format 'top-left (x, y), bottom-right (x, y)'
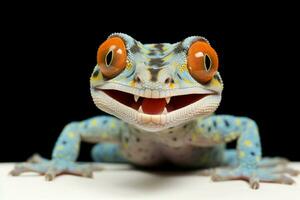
top-left (90, 33), bottom-right (223, 132)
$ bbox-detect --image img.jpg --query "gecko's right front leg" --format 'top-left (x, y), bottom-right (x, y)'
top-left (10, 116), bottom-right (124, 180)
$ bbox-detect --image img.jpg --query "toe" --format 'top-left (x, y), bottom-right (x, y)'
top-left (9, 163), bottom-right (48, 176)
top-left (27, 154), bottom-right (48, 163)
top-left (211, 168), bottom-right (240, 181)
top-left (82, 170), bottom-right (93, 178)
top-left (259, 157), bottom-right (289, 168)
top-left (259, 172), bottom-right (295, 185)
top-left (45, 173), bottom-right (55, 181)
top-left (249, 176), bottom-right (260, 189)
top-left (45, 168), bottom-right (60, 181)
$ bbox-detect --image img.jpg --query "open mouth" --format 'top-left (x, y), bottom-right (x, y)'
top-left (98, 89), bottom-right (211, 115)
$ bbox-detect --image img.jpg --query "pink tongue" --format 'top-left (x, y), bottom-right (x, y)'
top-left (141, 98), bottom-right (166, 115)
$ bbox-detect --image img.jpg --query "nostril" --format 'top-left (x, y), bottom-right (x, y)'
top-left (134, 76), bottom-right (141, 83)
top-left (164, 78), bottom-right (174, 84)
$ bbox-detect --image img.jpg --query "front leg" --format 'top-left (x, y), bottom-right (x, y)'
top-left (189, 115), bottom-right (298, 189)
top-left (10, 116), bottom-right (124, 180)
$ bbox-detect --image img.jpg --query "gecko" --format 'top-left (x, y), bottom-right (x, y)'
top-left (10, 33), bottom-right (299, 189)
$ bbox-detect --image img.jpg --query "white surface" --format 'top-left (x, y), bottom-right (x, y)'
top-left (1, 163), bottom-right (300, 200)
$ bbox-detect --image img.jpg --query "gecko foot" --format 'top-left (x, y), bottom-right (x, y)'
top-left (10, 159), bottom-right (103, 181)
top-left (211, 165), bottom-right (298, 189)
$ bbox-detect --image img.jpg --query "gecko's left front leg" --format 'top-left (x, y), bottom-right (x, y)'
top-left (189, 115), bottom-right (299, 189)
top-left (10, 116), bottom-right (124, 180)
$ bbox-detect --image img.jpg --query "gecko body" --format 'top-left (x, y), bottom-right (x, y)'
top-left (11, 33), bottom-right (299, 189)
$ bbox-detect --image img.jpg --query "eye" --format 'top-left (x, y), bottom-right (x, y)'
top-left (97, 37), bottom-right (127, 79)
top-left (187, 41), bottom-right (219, 84)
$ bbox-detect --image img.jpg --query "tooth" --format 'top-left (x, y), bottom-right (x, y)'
top-left (152, 90), bottom-right (159, 98)
top-left (162, 107), bottom-right (168, 114)
top-left (134, 95), bottom-right (139, 102)
top-left (142, 114), bottom-right (151, 123)
top-left (138, 106), bottom-right (143, 113)
top-left (152, 115), bottom-right (161, 124)
top-left (145, 89), bottom-right (151, 98)
top-left (166, 97), bottom-right (171, 104)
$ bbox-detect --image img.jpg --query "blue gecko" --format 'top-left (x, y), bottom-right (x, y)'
top-left (10, 33), bottom-right (299, 189)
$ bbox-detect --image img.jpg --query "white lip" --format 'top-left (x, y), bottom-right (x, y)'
top-left (94, 82), bottom-right (217, 98)
top-left (91, 88), bottom-right (220, 128)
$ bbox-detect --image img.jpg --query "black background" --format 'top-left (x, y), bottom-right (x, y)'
top-left (1, 4), bottom-right (299, 162)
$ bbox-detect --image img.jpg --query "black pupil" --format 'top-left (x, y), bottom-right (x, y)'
top-left (105, 50), bottom-right (113, 66)
top-left (204, 54), bottom-right (211, 71)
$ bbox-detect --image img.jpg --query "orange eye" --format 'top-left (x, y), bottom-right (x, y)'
top-left (187, 41), bottom-right (219, 84)
top-left (97, 37), bottom-right (127, 79)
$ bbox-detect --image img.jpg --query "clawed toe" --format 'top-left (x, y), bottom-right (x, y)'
top-left (45, 172), bottom-right (55, 181)
top-left (259, 157), bottom-right (289, 168)
top-left (249, 177), bottom-right (260, 189)
top-left (210, 165), bottom-right (298, 189)
top-left (81, 169), bottom-right (93, 178)
top-left (9, 163), bottom-right (47, 176)
top-left (280, 175), bottom-right (295, 185)
top-left (9, 159), bottom-right (103, 181)
top-left (10, 168), bottom-right (22, 176)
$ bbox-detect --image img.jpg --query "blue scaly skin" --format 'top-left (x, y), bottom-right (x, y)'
top-left (10, 33), bottom-right (299, 189)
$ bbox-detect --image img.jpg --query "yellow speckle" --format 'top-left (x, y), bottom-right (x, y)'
top-left (55, 145), bottom-right (64, 151)
top-left (225, 132), bottom-right (238, 142)
top-left (207, 119), bottom-right (212, 126)
top-left (162, 45), bottom-right (169, 51)
top-left (235, 119), bottom-right (241, 126)
top-left (230, 132), bottom-right (237, 138)
top-left (248, 123), bottom-right (254, 128)
top-left (126, 61), bottom-right (132, 70)
top-left (256, 156), bottom-right (261, 162)
top-left (79, 122), bottom-right (85, 128)
top-left (179, 64), bottom-right (187, 73)
top-left (90, 119), bottom-right (98, 127)
top-left (183, 78), bottom-right (192, 84)
top-left (130, 80), bottom-right (136, 87)
top-left (55, 154), bottom-right (64, 159)
top-left (172, 61), bottom-right (181, 68)
top-left (209, 79), bottom-right (220, 87)
top-left (143, 48), bottom-right (151, 55)
top-left (90, 68), bottom-right (103, 81)
top-left (196, 127), bottom-right (203, 132)
top-left (213, 134), bottom-right (221, 142)
top-left (123, 142), bottom-right (128, 149)
top-left (67, 131), bottom-right (75, 139)
top-left (239, 151), bottom-right (245, 158)
top-left (216, 117), bottom-right (223, 124)
top-left (110, 122), bottom-right (116, 128)
top-left (169, 82), bottom-right (175, 89)
top-left (162, 52), bottom-right (174, 62)
top-left (244, 140), bottom-right (253, 147)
